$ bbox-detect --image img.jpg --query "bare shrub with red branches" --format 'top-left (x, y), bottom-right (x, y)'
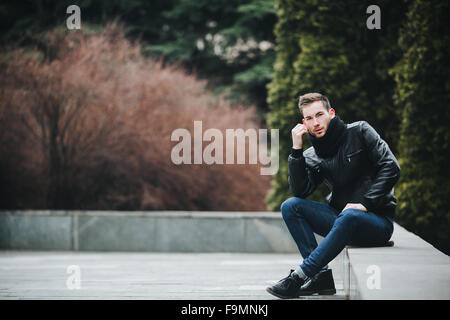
top-left (0, 24), bottom-right (271, 211)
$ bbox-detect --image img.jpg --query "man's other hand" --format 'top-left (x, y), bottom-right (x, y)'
top-left (342, 203), bottom-right (367, 212)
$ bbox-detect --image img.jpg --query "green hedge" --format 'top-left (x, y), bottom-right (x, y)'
top-left (392, 0), bottom-right (450, 255)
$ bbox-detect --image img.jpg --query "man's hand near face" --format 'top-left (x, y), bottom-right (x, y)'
top-left (291, 123), bottom-right (308, 149)
top-left (342, 203), bottom-right (367, 212)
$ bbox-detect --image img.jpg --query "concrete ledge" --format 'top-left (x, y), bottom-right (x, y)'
top-left (0, 210), bottom-right (313, 253)
top-left (343, 222), bottom-right (450, 299)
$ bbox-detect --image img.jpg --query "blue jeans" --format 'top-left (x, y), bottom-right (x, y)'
top-left (281, 197), bottom-right (394, 278)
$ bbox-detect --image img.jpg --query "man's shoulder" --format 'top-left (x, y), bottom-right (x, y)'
top-left (346, 120), bottom-right (367, 131)
top-left (346, 120), bottom-right (378, 137)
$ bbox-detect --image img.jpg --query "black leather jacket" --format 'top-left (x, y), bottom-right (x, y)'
top-left (288, 121), bottom-right (400, 218)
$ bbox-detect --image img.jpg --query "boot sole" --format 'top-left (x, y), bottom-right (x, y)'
top-left (299, 288), bottom-right (337, 296)
top-left (265, 287), bottom-right (293, 299)
top-left (266, 287), bottom-right (336, 299)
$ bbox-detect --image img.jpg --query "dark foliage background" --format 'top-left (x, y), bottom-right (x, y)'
top-left (0, 0), bottom-right (449, 254)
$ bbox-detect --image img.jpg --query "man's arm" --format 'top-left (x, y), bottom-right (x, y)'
top-left (288, 123), bottom-right (323, 198)
top-left (288, 148), bottom-right (323, 198)
top-left (359, 121), bottom-right (401, 212)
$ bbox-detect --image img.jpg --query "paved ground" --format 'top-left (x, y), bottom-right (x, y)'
top-left (0, 251), bottom-right (346, 300)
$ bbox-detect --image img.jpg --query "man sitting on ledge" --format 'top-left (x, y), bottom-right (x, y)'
top-left (266, 92), bottom-right (400, 299)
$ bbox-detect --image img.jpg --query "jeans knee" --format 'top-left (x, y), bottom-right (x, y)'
top-left (280, 197), bottom-right (304, 220)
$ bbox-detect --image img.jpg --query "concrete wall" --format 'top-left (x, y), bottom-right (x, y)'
top-left (0, 210), bottom-right (318, 253)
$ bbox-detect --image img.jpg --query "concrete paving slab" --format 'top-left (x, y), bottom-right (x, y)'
top-left (0, 251), bottom-right (346, 300)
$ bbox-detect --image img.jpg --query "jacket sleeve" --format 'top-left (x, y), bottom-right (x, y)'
top-left (359, 121), bottom-right (401, 212)
top-left (288, 148), bottom-right (323, 198)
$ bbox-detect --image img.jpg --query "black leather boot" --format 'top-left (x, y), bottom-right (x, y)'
top-left (297, 269), bottom-right (336, 296)
top-left (266, 269), bottom-right (306, 299)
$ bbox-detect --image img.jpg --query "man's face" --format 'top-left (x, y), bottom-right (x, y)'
top-left (302, 101), bottom-right (335, 138)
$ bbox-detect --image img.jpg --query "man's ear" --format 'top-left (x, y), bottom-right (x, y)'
top-left (330, 108), bottom-right (336, 118)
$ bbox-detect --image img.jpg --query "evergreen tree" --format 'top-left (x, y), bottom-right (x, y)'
top-left (391, 0), bottom-right (450, 255)
top-left (145, 0), bottom-right (277, 115)
top-left (0, 0), bottom-right (175, 44)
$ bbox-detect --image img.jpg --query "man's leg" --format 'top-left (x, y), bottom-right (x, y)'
top-left (280, 197), bottom-right (338, 260)
top-left (299, 209), bottom-right (394, 278)
top-left (266, 198), bottom-right (339, 298)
